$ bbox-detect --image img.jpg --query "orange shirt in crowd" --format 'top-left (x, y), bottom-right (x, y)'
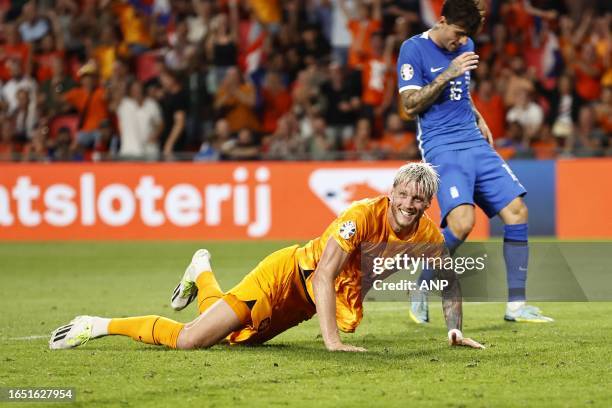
top-left (347, 19), bottom-right (381, 69)
top-left (378, 131), bottom-right (416, 156)
top-left (472, 92), bottom-right (506, 139)
top-left (574, 62), bottom-right (603, 101)
top-left (64, 87), bottom-right (109, 131)
top-left (261, 88), bottom-right (292, 134)
top-left (215, 83), bottom-right (260, 133)
top-left (0, 43), bottom-right (30, 81)
top-left (35, 50), bottom-right (64, 82)
top-left (361, 56), bottom-right (391, 107)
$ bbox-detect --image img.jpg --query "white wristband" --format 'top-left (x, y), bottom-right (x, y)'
top-left (448, 329), bottom-right (463, 342)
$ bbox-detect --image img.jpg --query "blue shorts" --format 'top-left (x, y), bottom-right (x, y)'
top-left (427, 145), bottom-right (527, 227)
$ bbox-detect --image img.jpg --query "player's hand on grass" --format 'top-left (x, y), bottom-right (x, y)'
top-left (446, 52), bottom-right (479, 79)
top-left (448, 329), bottom-right (485, 349)
top-left (326, 342), bottom-right (367, 352)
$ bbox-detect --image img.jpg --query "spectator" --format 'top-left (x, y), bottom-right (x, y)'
top-left (328, 0), bottom-right (352, 65)
top-left (117, 80), bottom-right (163, 160)
top-left (62, 61), bottom-right (109, 153)
top-left (21, 119), bottom-right (50, 162)
top-left (506, 88), bottom-right (544, 141)
top-left (39, 55), bottom-right (75, 118)
top-left (472, 77), bottom-right (506, 139)
top-left (214, 67), bottom-right (259, 133)
top-left (572, 105), bottom-right (606, 157)
top-left (260, 70), bottom-right (292, 134)
top-left (158, 69), bottom-right (188, 159)
top-left (164, 18), bottom-right (197, 72)
top-left (111, 0), bottom-right (153, 55)
top-left (344, 117), bottom-right (378, 160)
top-left (0, 116), bottom-right (18, 161)
top-left (17, 0), bottom-right (51, 43)
top-left (92, 26), bottom-right (120, 82)
top-left (34, 30), bottom-right (64, 83)
top-left (502, 55), bottom-right (535, 108)
top-left (225, 128), bottom-right (259, 160)
top-left (2, 57), bottom-right (37, 115)
top-left (209, 118), bottom-right (237, 160)
top-left (531, 124), bottom-right (558, 160)
top-left (545, 75), bottom-right (583, 139)
top-left (320, 62), bottom-right (361, 147)
top-left (378, 112), bottom-right (417, 160)
top-left (205, 3), bottom-right (239, 91)
top-left (497, 121), bottom-right (532, 160)
top-left (360, 32), bottom-right (394, 124)
top-left (339, 0), bottom-right (382, 69)
top-left (263, 112), bottom-right (304, 160)
top-left (48, 125), bottom-right (73, 161)
top-left (12, 88), bottom-right (37, 142)
top-left (0, 23), bottom-right (31, 82)
top-left (186, 0), bottom-right (213, 44)
top-left (297, 23), bottom-right (331, 67)
top-left (570, 42), bottom-right (604, 102)
top-left (306, 115), bottom-right (335, 160)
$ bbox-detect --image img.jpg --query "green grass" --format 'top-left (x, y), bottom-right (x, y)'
top-left (1, 242), bottom-right (611, 407)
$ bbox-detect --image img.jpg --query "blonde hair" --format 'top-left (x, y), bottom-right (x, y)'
top-left (393, 162), bottom-right (440, 200)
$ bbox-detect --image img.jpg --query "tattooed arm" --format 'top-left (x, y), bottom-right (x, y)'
top-left (400, 51), bottom-right (479, 117)
top-left (436, 260), bottom-right (485, 349)
top-left (436, 263), bottom-right (463, 331)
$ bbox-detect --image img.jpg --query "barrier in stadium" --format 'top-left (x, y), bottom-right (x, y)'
top-left (0, 160), bottom-right (610, 240)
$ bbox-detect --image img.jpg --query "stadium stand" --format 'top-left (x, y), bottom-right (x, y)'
top-left (0, 0), bottom-right (610, 162)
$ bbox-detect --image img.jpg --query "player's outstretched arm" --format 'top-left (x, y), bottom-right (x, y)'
top-left (401, 52), bottom-right (479, 116)
top-left (436, 264), bottom-right (485, 349)
top-left (312, 239), bottom-right (366, 352)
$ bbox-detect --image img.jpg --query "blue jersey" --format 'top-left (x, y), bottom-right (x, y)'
top-left (397, 31), bottom-right (487, 160)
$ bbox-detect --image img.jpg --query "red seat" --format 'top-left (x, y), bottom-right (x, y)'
top-left (50, 114), bottom-right (79, 140)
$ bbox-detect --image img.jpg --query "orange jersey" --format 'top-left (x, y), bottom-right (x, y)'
top-left (296, 195), bottom-right (444, 332)
top-left (347, 19), bottom-right (381, 69)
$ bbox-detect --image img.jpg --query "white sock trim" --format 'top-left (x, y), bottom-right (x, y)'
top-left (91, 317), bottom-right (111, 338)
top-left (507, 301), bottom-right (525, 312)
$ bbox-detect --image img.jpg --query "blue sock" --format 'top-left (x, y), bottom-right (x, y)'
top-left (442, 227), bottom-right (464, 256)
top-left (504, 223), bottom-right (528, 302)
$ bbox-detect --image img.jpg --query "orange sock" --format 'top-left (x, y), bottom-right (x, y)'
top-left (108, 316), bottom-right (184, 349)
top-left (196, 272), bottom-right (224, 315)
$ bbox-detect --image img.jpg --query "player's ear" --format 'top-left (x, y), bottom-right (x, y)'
top-left (438, 16), bottom-right (447, 27)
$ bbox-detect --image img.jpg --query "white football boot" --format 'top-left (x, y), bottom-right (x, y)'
top-left (170, 249), bottom-right (212, 311)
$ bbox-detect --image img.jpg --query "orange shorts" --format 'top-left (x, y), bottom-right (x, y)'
top-left (224, 245), bottom-right (316, 345)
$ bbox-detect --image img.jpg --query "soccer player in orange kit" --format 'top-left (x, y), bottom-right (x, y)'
top-left (50, 163), bottom-right (484, 352)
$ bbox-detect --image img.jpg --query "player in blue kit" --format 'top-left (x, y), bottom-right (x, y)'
top-left (397, 0), bottom-right (552, 323)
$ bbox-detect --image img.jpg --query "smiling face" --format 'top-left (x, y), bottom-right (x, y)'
top-left (388, 181), bottom-right (431, 234)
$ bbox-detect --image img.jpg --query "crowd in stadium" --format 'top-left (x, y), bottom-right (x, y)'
top-left (0, 0), bottom-right (610, 162)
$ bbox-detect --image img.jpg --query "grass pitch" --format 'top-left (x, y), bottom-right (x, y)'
top-left (1, 242), bottom-right (611, 407)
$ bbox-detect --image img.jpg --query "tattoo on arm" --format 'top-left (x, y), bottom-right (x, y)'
top-left (436, 266), bottom-right (463, 331)
top-left (401, 71), bottom-right (452, 116)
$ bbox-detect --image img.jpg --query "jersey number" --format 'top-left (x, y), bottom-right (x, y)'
top-left (449, 80), bottom-right (462, 101)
